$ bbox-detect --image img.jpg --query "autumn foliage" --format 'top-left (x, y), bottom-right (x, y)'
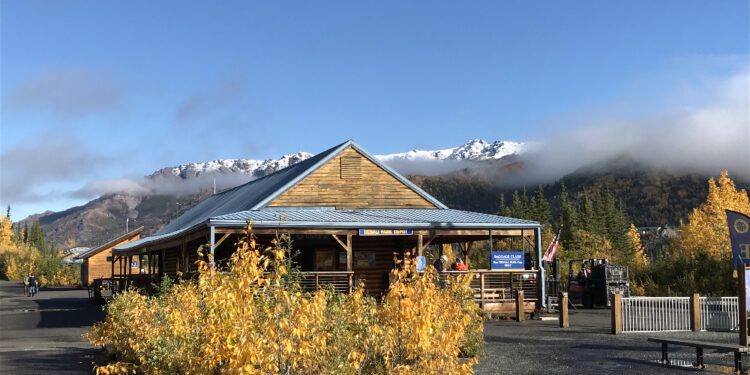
top-left (87, 226), bottom-right (482, 374)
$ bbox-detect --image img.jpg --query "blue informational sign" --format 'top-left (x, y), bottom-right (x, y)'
top-left (416, 256), bottom-right (426, 272)
top-left (131, 261), bottom-right (138, 268)
top-left (491, 252), bottom-right (525, 270)
top-left (727, 210), bottom-right (750, 267)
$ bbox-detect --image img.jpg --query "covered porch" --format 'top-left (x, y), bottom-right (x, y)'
top-left (111, 222), bottom-right (544, 313)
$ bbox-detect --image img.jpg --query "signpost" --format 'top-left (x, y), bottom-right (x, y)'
top-left (727, 210), bottom-right (750, 346)
top-left (491, 251), bottom-right (525, 270)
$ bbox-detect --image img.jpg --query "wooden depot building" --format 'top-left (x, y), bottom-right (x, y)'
top-left (112, 140), bottom-right (546, 312)
top-left (76, 227), bottom-right (143, 286)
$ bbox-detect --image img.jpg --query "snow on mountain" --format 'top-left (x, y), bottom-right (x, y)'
top-left (148, 139), bottom-right (526, 182)
top-left (151, 152), bottom-right (314, 180)
top-left (377, 139), bottom-right (526, 162)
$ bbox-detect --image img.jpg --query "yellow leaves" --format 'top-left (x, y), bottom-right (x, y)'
top-left (87, 227), bottom-right (482, 374)
top-left (677, 170), bottom-right (750, 260)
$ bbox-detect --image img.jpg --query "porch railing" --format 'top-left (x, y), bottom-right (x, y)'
top-left (436, 270), bottom-right (540, 305)
top-left (299, 271), bottom-right (354, 294)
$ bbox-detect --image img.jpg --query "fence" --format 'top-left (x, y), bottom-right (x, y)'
top-left (618, 295), bottom-right (739, 333)
top-left (621, 297), bottom-right (691, 332)
top-left (700, 297), bottom-right (739, 332)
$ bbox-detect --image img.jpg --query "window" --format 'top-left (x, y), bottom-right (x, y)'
top-left (340, 156), bottom-right (361, 179)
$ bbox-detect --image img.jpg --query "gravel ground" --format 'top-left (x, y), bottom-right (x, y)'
top-left (1, 280), bottom-right (746, 374)
top-left (476, 309), bottom-right (743, 374)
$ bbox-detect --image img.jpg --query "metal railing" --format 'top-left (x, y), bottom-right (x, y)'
top-left (700, 297), bottom-right (739, 332)
top-left (621, 297), bottom-right (691, 332)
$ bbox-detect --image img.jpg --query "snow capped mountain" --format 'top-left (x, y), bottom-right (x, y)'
top-left (377, 139), bottom-right (527, 162)
top-left (151, 152), bottom-right (314, 180)
top-left (148, 139), bottom-right (526, 182)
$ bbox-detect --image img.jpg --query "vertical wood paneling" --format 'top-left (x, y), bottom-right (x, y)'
top-left (269, 147), bottom-right (436, 209)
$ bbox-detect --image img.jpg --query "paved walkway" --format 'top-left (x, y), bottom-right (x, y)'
top-left (0, 280), bottom-right (104, 374)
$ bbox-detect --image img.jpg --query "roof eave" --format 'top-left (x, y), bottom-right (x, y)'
top-left (208, 218), bottom-right (542, 229)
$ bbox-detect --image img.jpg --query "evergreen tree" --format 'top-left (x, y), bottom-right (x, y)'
top-left (559, 181), bottom-right (579, 250)
top-left (27, 221), bottom-right (47, 254)
top-left (497, 193), bottom-right (511, 217)
top-left (580, 193), bottom-right (596, 233)
top-left (22, 223), bottom-right (29, 244)
top-left (520, 187), bottom-right (530, 218)
top-left (510, 190), bottom-right (525, 219)
top-left (532, 185), bottom-right (551, 224)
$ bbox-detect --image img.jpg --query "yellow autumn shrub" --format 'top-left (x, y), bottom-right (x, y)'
top-left (87, 225), bottom-right (483, 374)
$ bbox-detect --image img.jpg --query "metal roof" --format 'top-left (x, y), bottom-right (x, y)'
top-left (114, 208), bottom-right (540, 253)
top-left (75, 227), bottom-right (144, 259)
top-left (210, 208), bottom-right (539, 228)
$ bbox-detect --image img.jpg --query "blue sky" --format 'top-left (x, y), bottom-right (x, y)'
top-left (1, 1), bottom-right (749, 219)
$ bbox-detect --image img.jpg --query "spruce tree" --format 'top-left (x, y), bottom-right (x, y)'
top-left (580, 193), bottom-right (596, 233)
top-left (559, 181), bottom-right (579, 249)
top-left (497, 193), bottom-right (511, 217)
top-left (511, 190), bottom-right (524, 219)
top-left (28, 221), bottom-right (47, 254)
top-left (532, 185), bottom-right (551, 224)
top-left (520, 187), bottom-right (530, 218)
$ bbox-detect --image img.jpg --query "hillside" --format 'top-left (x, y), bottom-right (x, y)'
top-left (15, 138), bottom-right (747, 249)
top-left (414, 161), bottom-right (749, 227)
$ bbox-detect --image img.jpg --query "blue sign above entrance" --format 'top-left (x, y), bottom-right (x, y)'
top-left (491, 252), bottom-right (524, 270)
top-left (358, 229), bottom-right (413, 236)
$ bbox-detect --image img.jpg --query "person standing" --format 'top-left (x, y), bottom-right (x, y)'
top-left (433, 255), bottom-right (448, 272)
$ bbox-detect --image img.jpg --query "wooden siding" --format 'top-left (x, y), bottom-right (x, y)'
top-left (351, 236), bottom-right (400, 297)
top-left (83, 233), bottom-right (141, 286)
top-left (268, 147), bottom-right (436, 209)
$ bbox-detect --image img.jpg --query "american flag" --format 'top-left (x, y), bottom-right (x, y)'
top-left (542, 228), bottom-right (561, 262)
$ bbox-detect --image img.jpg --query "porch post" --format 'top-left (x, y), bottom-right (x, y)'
top-left (417, 234), bottom-right (423, 257)
top-left (536, 226), bottom-right (546, 307)
top-left (209, 225), bottom-right (216, 269)
top-left (346, 234), bottom-right (353, 271)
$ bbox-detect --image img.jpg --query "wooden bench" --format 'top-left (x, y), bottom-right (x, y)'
top-left (648, 337), bottom-right (749, 373)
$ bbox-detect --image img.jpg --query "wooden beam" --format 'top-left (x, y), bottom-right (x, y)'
top-left (423, 235), bottom-right (438, 249)
top-left (214, 233), bottom-right (231, 248)
top-left (331, 234), bottom-right (348, 251)
top-left (463, 241), bottom-right (474, 268)
top-left (417, 234), bottom-right (423, 256)
top-left (346, 234), bottom-right (353, 273)
top-left (216, 228), bottom-right (358, 236)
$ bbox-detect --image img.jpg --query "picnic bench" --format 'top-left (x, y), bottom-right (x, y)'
top-left (648, 337), bottom-right (748, 373)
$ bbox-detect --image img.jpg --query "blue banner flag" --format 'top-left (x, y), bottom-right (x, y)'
top-left (727, 210), bottom-right (750, 268)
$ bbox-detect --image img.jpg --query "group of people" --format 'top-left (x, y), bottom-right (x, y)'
top-left (433, 255), bottom-right (468, 272)
top-left (23, 272), bottom-right (39, 297)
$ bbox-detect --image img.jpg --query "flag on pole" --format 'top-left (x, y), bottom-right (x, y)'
top-left (542, 228), bottom-right (562, 262)
top-left (727, 210), bottom-right (750, 268)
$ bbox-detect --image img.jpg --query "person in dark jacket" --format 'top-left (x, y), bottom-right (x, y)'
top-left (433, 255), bottom-right (448, 272)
